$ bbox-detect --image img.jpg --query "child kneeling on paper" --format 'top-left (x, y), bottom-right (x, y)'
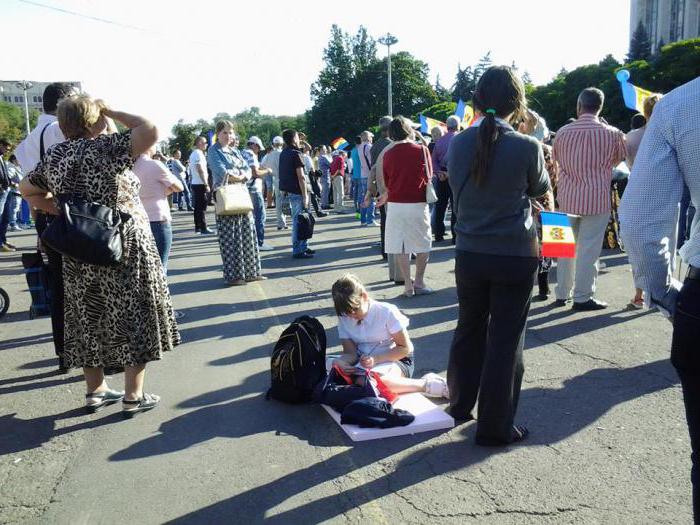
top-left (331, 274), bottom-right (449, 398)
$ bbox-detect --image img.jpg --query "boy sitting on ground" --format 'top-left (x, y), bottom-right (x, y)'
top-left (331, 274), bottom-right (449, 398)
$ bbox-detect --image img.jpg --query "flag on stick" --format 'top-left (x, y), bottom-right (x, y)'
top-left (419, 115), bottom-right (446, 134)
top-left (616, 69), bottom-right (655, 113)
top-left (540, 212), bottom-right (576, 258)
top-left (331, 137), bottom-right (349, 150)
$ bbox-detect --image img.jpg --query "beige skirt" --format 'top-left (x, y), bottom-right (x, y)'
top-left (385, 202), bottom-right (432, 254)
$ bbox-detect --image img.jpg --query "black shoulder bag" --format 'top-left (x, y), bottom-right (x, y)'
top-left (41, 142), bottom-right (131, 266)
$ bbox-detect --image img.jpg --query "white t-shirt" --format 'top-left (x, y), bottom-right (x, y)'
top-left (337, 300), bottom-right (409, 357)
top-left (15, 114), bottom-right (66, 174)
top-left (261, 148), bottom-right (282, 179)
top-left (188, 149), bottom-right (207, 185)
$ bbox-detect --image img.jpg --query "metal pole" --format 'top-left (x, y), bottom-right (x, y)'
top-left (378, 33), bottom-right (398, 117)
top-left (16, 81), bottom-right (33, 136)
top-left (387, 46), bottom-right (393, 116)
top-left (23, 89), bottom-right (30, 135)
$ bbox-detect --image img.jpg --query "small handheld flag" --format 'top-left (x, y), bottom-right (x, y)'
top-left (616, 69), bottom-right (654, 113)
top-left (540, 211), bottom-right (576, 258)
top-left (419, 115), bottom-right (446, 134)
top-left (331, 137), bottom-right (349, 150)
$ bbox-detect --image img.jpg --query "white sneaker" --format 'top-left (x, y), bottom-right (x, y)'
top-left (369, 221), bottom-right (380, 227)
top-left (422, 373), bottom-right (449, 399)
top-left (259, 243), bottom-right (274, 251)
top-left (9, 225), bottom-right (22, 232)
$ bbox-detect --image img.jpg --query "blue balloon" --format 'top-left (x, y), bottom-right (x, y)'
top-left (616, 69), bottom-right (631, 83)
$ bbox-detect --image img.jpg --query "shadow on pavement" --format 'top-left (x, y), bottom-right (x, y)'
top-left (0, 408), bottom-right (123, 456)
top-left (0, 333), bottom-right (54, 351)
top-left (110, 358), bottom-right (676, 524)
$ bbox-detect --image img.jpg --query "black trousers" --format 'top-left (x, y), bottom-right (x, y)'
top-left (433, 179), bottom-right (454, 240)
top-left (35, 213), bottom-right (64, 359)
top-left (192, 184), bottom-right (208, 231)
top-left (379, 205), bottom-right (387, 258)
top-left (671, 276), bottom-right (700, 523)
top-left (448, 250), bottom-right (538, 443)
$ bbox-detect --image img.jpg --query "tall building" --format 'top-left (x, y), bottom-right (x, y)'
top-left (0, 80), bottom-right (82, 111)
top-left (630, 0), bottom-right (700, 52)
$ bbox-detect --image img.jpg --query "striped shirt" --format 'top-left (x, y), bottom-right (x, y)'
top-left (553, 114), bottom-right (627, 215)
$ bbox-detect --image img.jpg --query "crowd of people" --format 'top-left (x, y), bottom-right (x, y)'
top-left (2, 69), bottom-right (699, 519)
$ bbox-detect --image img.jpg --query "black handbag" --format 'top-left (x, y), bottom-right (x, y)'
top-left (40, 143), bottom-right (130, 266)
top-left (296, 208), bottom-right (315, 240)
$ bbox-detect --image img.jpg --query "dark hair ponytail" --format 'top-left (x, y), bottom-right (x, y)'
top-left (470, 66), bottom-right (526, 187)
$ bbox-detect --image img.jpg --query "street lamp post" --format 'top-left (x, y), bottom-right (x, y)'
top-left (378, 33), bottom-right (398, 116)
top-left (16, 81), bottom-right (33, 136)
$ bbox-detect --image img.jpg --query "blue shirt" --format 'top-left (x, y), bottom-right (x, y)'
top-left (350, 147), bottom-right (362, 180)
top-left (206, 143), bottom-right (250, 190)
top-left (620, 77), bottom-right (700, 317)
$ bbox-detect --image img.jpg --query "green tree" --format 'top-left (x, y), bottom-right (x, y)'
top-left (628, 21), bottom-right (652, 62)
top-left (0, 102), bottom-right (39, 145)
top-left (451, 64), bottom-right (476, 102)
top-left (434, 74), bottom-right (451, 102)
top-left (307, 26), bottom-right (438, 144)
top-left (473, 51), bottom-right (493, 83)
top-left (418, 101), bottom-right (457, 123)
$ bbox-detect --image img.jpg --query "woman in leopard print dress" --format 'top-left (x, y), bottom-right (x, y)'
top-left (20, 95), bottom-right (180, 417)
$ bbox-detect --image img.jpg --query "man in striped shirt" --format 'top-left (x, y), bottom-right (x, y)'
top-left (552, 88), bottom-right (627, 311)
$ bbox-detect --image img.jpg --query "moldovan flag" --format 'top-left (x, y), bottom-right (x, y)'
top-left (616, 69), bottom-right (656, 113)
top-left (455, 99), bottom-right (475, 127)
top-left (540, 211), bottom-right (576, 258)
top-left (331, 137), bottom-right (349, 150)
top-left (419, 115), bottom-right (446, 134)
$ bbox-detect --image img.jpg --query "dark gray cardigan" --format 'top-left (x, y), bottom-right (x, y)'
top-left (447, 126), bottom-right (551, 258)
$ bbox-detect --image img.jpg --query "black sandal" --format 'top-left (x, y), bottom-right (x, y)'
top-left (475, 425), bottom-right (530, 447)
top-left (85, 389), bottom-right (124, 414)
top-left (122, 393), bottom-right (161, 419)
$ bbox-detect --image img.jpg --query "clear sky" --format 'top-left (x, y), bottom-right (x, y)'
top-left (3, 0), bottom-right (631, 138)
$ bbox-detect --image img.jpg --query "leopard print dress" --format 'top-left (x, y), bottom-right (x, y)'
top-left (28, 131), bottom-right (180, 368)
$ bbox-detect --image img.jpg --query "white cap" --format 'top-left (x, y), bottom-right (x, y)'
top-left (247, 136), bottom-right (263, 149)
top-left (272, 136), bottom-right (284, 146)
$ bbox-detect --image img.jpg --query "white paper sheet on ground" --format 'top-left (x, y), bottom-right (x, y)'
top-left (322, 393), bottom-right (455, 442)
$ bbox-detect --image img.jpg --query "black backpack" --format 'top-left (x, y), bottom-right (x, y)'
top-left (267, 316), bottom-right (327, 403)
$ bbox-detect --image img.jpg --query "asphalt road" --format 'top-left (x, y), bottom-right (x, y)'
top-left (0, 205), bottom-right (692, 524)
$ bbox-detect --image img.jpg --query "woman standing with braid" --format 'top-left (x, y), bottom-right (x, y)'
top-left (446, 66), bottom-right (553, 446)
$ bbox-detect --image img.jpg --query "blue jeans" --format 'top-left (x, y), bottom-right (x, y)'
top-left (351, 178), bottom-right (362, 212)
top-left (250, 189), bottom-right (266, 246)
top-left (288, 193), bottom-right (308, 255)
top-left (0, 188), bottom-right (11, 244)
top-left (150, 221), bottom-right (173, 274)
top-left (20, 198), bottom-right (31, 225)
top-left (7, 192), bottom-right (21, 226)
top-left (320, 174), bottom-right (331, 207)
top-left (174, 180), bottom-right (192, 210)
top-left (358, 179), bottom-right (375, 224)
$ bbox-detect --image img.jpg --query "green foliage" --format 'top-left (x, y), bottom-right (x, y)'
top-left (418, 101), bottom-right (457, 123)
top-left (307, 25), bottom-right (439, 144)
top-left (628, 21), bottom-right (652, 62)
top-left (0, 102), bottom-right (39, 145)
top-left (528, 38), bottom-right (700, 133)
top-left (168, 108), bottom-right (305, 158)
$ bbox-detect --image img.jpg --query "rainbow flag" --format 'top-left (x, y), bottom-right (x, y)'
top-left (540, 211), bottom-right (576, 258)
top-left (331, 137), bottom-right (349, 150)
top-left (616, 69), bottom-right (654, 113)
top-left (419, 115), bottom-right (446, 134)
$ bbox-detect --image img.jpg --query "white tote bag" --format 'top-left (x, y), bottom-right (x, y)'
top-left (215, 181), bottom-right (254, 215)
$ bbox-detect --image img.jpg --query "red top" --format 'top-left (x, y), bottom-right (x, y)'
top-left (382, 142), bottom-right (432, 203)
top-left (330, 156), bottom-right (345, 177)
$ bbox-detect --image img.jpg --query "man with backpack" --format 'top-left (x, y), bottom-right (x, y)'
top-left (14, 82), bottom-right (76, 373)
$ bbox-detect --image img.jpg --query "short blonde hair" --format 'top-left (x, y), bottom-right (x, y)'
top-left (331, 274), bottom-right (366, 316)
top-left (57, 95), bottom-right (100, 139)
top-left (643, 93), bottom-right (663, 121)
